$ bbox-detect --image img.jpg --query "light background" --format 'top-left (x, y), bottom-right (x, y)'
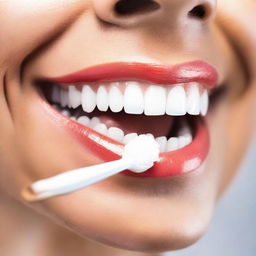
top-left (165, 137), bottom-right (256, 256)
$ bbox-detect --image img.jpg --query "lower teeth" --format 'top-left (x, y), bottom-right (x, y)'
top-left (54, 103), bottom-right (193, 153)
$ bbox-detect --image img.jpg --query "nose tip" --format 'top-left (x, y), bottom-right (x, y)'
top-left (93, 0), bottom-right (216, 27)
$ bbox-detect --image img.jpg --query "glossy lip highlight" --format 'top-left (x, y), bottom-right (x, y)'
top-left (39, 60), bottom-right (217, 178)
top-left (46, 60), bottom-right (218, 88)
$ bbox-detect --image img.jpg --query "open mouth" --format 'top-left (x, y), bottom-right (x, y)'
top-left (36, 61), bottom-right (218, 178)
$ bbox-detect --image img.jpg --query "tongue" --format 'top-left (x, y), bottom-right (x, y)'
top-left (92, 111), bottom-right (173, 138)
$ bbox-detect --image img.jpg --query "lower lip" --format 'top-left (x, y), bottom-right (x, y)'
top-left (42, 100), bottom-right (209, 178)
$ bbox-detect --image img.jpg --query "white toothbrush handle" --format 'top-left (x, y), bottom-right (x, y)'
top-left (30, 158), bottom-right (132, 201)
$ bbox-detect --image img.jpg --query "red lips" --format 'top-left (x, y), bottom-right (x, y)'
top-left (50, 61), bottom-right (218, 88)
top-left (44, 61), bottom-right (217, 178)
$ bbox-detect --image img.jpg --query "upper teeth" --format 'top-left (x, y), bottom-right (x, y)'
top-left (53, 81), bottom-right (209, 116)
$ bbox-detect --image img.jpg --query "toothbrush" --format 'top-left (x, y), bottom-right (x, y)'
top-left (22, 135), bottom-right (160, 202)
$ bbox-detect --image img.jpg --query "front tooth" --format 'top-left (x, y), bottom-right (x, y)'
top-left (82, 85), bottom-right (96, 113)
top-left (107, 127), bottom-right (124, 142)
top-left (155, 136), bottom-right (167, 153)
top-left (69, 86), bottom-right (81, 109)
top-left (186, 83), bottom-right (200, 115)
top-left (109, 85), bottom-right (123, 113)
top-left (166, 137), bottom-right (179, 151)
top-left (166, 85), bottom-right (186, 116)
top-left (200, 89), bottom-right (209, 116)
top-left (94, 123), bottom-right (108, 135)
top-left (124, 82), bottom-right (144, 114)
top-left (144, 86), bottom-right (166, 116)
top-left (60, 89), bottom-right (69, 107)
top-left (123, 133), bottom-right (138, 144)
top-left (97, 86), bottom-right (108, 112)
top-left (77, 116), bottom-right (90, 126)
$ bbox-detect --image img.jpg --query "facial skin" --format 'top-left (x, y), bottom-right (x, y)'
top-left (0, 0), bottom-right (255, 255)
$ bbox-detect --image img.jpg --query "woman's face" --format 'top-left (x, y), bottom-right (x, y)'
top-left (0, 0), bottom-right (255, 252)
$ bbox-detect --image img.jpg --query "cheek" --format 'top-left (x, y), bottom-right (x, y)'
top-left (219, 88), bottom-right (256, 194)
top-left (0, 0), bottom-right (86, 65)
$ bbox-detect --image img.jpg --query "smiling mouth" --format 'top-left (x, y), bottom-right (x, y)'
top-left (36, 61), bottom-right (218, 178)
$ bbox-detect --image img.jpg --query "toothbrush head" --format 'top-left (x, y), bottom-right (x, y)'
top-left (122, 134), bottom-right (160, 173)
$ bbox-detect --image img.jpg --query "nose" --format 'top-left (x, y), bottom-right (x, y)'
top-left (93, 0), bottom-right (217, 28)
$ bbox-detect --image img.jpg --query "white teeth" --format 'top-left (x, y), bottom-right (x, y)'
top-left (94, 123), bottom-right (108, 135)
top-left (82, 85), bottom-right (96, 113)
top-left (144, 86), bottom-right (166, 116)
top-left (58, 82), bottom-right (208, 116)
top-left (166, 85), bottom-right (186, 116)
top-left (178, 136), bottom-right (189, 148)
top-left (55, 82), bottom-right (209, 119)
top-left (109, 85), bottom-right (124, 113)
top-left (52, 81), bottom-right (207, 152)
top-left (183, 134), bottom-right (193, 146)
top-left (70, 114), bottom-right (193, 151)
top-left (124, 82), bottom-right (144, 114)
top-left (186, 83), bottom-right (201, 115)
top-left (155, 136), bottom-right (167, 153)
top-left (166, 137), bottom-right (179, 151)
top-left (77, 116), bottom-right (90, 126)
top-left (123, 133), bottom-right (138, 144)
top-left (200, 89), bottom-right (209, 116)
top-left (60, 89), bottom-right (69, 107)
top-left (90, 117), bottom-right (100, 128)
top-left (68, 86), bottom-right (81, 109)
top-left (107, 127), bottom-right (124, 142)
top-left (96, 86), bottom-right (108, 112)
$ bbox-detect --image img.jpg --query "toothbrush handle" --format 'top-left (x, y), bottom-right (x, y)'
top-left (31, 158), bottom-right (132, 200)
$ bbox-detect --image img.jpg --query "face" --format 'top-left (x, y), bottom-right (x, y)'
top-left (0, 0), bottom-right (255, 253)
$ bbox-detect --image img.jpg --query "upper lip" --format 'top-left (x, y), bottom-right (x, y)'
top-left (47, 60), bottom-right (218, 88)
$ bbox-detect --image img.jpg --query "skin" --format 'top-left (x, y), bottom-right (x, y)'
top-left (0, 0), bottom-right (255, 255)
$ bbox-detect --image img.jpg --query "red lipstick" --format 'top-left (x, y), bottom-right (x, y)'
top-left (50, 60), bottom-right (218, 88)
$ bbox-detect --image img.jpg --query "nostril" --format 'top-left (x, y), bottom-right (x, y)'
top-left (188, 4), bottom-right (209, 20)
top-left (115, 0), bottom-right (160, 16)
